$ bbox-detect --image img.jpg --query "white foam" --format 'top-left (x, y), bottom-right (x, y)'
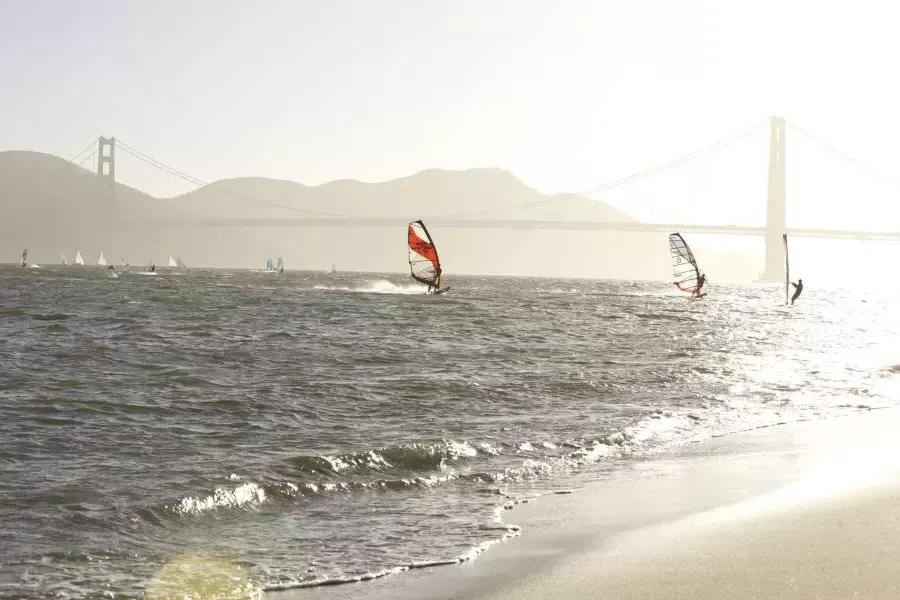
top-left (313, 280), bottom-right (428, 295)
top-left (171, 482), bottom-right (266, 515)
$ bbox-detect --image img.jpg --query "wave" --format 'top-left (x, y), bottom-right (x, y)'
top-left (167, 482), bottom-right (267, 516)
top-left (262, 525), bottom-right (521, 593)
top-left (284, 440), bottom-right (479, 476)
top-left (32, 313), bottom-right (70, 321)
top-left (313, 280), bottom-right (428, 295)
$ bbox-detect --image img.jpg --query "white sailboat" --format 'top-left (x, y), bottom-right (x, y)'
top-left (175, 253), bottom-right (186, 268)
top-left (19, 249), bottom-right (27, 268)
top-left (121, 255), bottom-right (129, 268)
top-left (60, 253), bottom-right (69, 266)
top-left (97, 252), bottom-right (107, 266)
top-left (276, 257), bottom-right (284, 274)
top-left (168, 254), bottom-right (177, 268)
top-left (75, 251), bottom-right (85, 266)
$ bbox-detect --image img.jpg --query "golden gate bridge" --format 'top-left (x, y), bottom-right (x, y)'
top-left (67, 116), bottom-right (900, 281)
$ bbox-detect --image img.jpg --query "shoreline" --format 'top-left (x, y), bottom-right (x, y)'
top-left (271, 407), bottom-right (900, 599)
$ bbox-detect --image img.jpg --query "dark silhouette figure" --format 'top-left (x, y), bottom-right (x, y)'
top-left (790, 279), bottom-right (803, 305)
top-left (696, 273), bottom-right (706, 297)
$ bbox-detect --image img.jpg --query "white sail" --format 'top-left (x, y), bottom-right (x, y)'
top-left (175, 253), bottom-right (186, 268)
top-left (276, 257), bottom-right (284, 273)
top-left (97, 252), bottom-right (107, 266)
top-left (783, 233), bottom-right (790, 305)
top-left (19, 249), bottom-right (27, 268)
top-left (121, 255), bottom-right (129, 267)
top-left (60, 253), bottom-right (68, 266)
top-left (668, 233), bottom-right (701, 294)
top-left (75, 251), bottom-right (85, 266)
top-left (168, 254), bottom-right (177, 267)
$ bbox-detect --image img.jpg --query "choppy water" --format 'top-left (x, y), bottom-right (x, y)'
top-left (2, 265), bottom-right (899, 599)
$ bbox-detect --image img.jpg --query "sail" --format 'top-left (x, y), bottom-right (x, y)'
top-left (669, 233), bottom-right (700, 293)
top-left (75, 251), bottom-right (85, 266)
top-left (408, 220), bottom-right (442, 287)
top-left (266, 258), bottom-right (274, 271)
top-left (168, 255), bottom-right (177, 267)
top-left (121, 255), bottom-right (129, 267)
top-left (60, 253), bottom-right (68, 266)
top-left (19, 249), bottom-right (27, 268)
top-left (175, 253), bottom-right (186, 268)
top-left (97, 252), bottom-right (107, 266)
top-left (783, 233), bottom-right (790, 305)
top-left (276, 257), bottom-right (284, 273)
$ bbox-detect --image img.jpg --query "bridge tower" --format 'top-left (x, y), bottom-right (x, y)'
top-left (97, 136), bottom-right (115, 186)
top-left (761, 117), bottom-right (786, 281)
top-left (95, 137), bottom-right (116, 251)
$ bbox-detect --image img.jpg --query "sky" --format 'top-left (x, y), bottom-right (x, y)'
top-left (2, 0), bottom-right (900, 230)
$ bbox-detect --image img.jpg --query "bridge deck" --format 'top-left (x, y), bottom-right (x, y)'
top-left (118, 217), bottom-right (900, 241)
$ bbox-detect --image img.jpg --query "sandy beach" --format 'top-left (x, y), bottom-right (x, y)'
top-left (274, 408), bottom-right (900, 600)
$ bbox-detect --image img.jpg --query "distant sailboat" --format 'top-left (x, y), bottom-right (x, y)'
top-left (330, 264), bottom-right (337, 274)
top-left (121, 255), bottom-right (130, 268)
top-left (266, 258), bottom-right (274, 271)
top-left (97, 252), bottom-right (107, 266)
top-left (168, 254), bottom-right (177, 268)
top-left (75, 250), bottom-right (85, 266)
top-left (175, 253), bottom-right (186, 268)
top-left (60, 253), bottom-right (68, 266)
top-left (18, 249), bottom-right (27, 268)
top-left (276, 257), bottom-right (284, 274)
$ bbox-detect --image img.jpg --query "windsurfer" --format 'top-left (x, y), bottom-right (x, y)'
top-left (695, 273), bottom-right (706, 297)
top-left (790, 279), bottom-right (803, 305)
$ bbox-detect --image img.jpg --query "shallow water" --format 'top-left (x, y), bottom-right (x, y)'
top-left (1, 266), bottom-right (898, 598)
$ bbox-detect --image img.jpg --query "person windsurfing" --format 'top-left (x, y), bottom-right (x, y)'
top-left (695, 272), bottom-right (706, 297)
top-left (408, 220), bottom-right (446, 294)
top-left (790, 278), bottom-right (803, 305)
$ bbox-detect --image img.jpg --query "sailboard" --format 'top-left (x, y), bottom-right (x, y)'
top-left (19, 249), bottom-right (27, 268)
top-left (668, 233), bottom-right (703, 296)
top-left (266, 258), bottom-right (274, 271)
top-left (783, 233), bottom-right (790, 305)
top-left (121, 255), bottom-right (129, 268)
top-left (75, 250), bottom-right (85, 266)
top-left (97, 252), bottom-right (107, 266)
top-left (60, 253), bottom-right (68, 266)
top-left (168, 254), bottom-right (177, 268)
top-left (408, 220), bottom-right (443, 293)
top-left (276, 257), bottom-right (284, 273)
top-left (175, 253), bottom-right (186, 268)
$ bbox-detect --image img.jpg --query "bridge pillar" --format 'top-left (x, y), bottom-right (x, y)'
top-left (97, 136), bottom-right (115, 184)
top-left (96, 137), bottom-right (116, 250)
top-left (761, 117), bottom-right (786, 281)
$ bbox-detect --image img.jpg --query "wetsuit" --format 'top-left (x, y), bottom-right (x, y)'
top-left (790, 281), bottom-right (803, 305)
top-left (695, 274), bottom-right (705, 297)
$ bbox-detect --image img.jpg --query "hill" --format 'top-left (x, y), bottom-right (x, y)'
top-left (1, 151), bottom-right (658, 275)
top-left (163, 167), bottom-right (635, 223)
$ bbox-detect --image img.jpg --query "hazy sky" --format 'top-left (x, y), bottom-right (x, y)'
top-left (2, 0), bottom-right (900, 227)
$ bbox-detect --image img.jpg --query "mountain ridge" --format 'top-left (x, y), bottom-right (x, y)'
top-left (0, 150), bottom-right (650, 276)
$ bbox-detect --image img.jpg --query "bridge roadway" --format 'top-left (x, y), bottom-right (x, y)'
top-left (119, 217), bottom-right (900, 241)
